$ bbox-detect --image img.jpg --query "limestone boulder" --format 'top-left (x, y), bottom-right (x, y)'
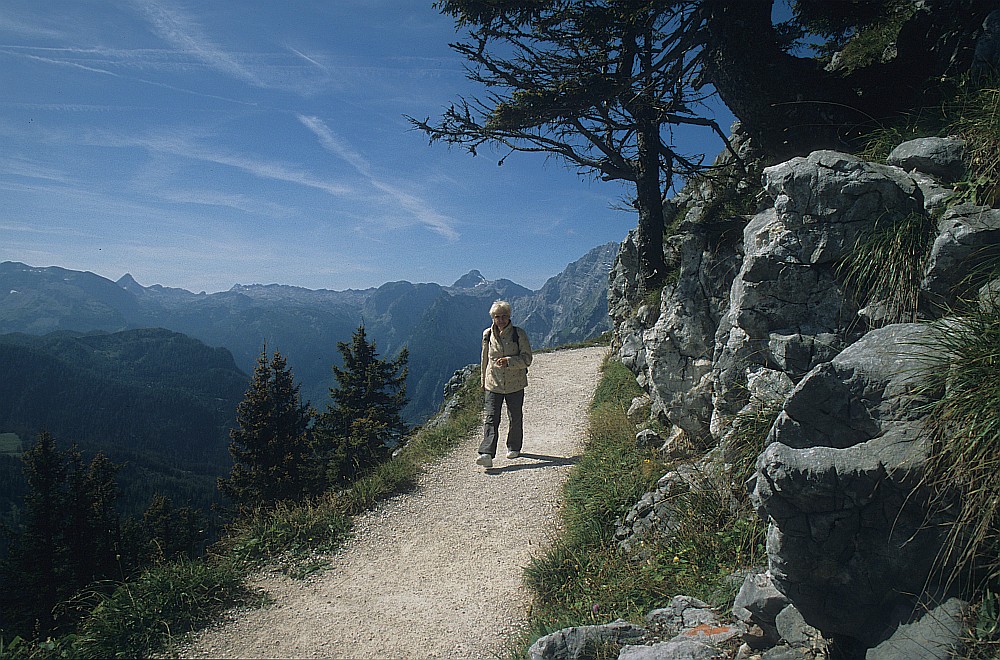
top-left (752, 324), bottom-right (953, 647)
top-left (887, 137), bottom-right (965, 182)
top-left (922, 205), bottom-right (1000, 310)
top-left (712, 151), bottom-right (924, 432)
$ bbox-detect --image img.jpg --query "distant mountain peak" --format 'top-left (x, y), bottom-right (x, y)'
top-left (452, 270), bottom-right (488, 289)
top-left (117, 273), bottom-right (142, 292)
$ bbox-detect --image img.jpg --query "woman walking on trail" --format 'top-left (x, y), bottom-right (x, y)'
top-left (477, 300), bottom-right (533, 469)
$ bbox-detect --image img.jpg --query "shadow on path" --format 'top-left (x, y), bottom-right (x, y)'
top-left (485, 452), bottom-right (580, 474)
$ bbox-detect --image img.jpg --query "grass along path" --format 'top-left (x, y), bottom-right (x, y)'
top-left (176, 346), bottom-right (609, 659)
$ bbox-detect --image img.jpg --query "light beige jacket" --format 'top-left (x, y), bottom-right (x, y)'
top-left (481, 323), bottom-right (533, 393)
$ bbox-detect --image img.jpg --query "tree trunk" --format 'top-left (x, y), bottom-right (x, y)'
top-left (632, 25), bottom-right (668, 294)
top-left (702, 0), bottom-right (994, 159)
top-left (634, 115), bottom-right (667, 293)
top-left (701, 0), bottom-right (860, 159)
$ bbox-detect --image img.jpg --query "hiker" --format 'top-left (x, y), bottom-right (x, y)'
top-left (477, 300), bottom-right (533, 469)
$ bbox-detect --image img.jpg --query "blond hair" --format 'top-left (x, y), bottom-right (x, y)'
top-left (489, 300), bottom-right (512, 318)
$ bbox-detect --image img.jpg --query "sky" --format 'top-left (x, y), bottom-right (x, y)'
top-left (0, 1), bottom-right (732, 293)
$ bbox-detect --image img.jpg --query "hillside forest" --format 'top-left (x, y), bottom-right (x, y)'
top-left (0, 323), bottom-right (409, 641)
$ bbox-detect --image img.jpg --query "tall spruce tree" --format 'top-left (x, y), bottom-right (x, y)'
top-left (12, 432), bottom-right (67, 634)
top-left (63, 450), bottom-right (121, 592)
top-left (1, 433), bottom-right (122, 636)
top-left (315, 324), bottom-right (409, 486)
top-left (218, 349), bottom-right (314, 509)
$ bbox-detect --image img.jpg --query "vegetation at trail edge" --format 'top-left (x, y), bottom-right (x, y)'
top-left (521, 356), bottom-right (766, 648)
top-left (0, 322), bottom-right (436, 658)
top-left (1, 0), bottom-right (999, 656)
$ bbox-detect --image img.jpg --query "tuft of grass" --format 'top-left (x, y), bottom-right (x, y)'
top-left (220, 494), bottom-right (353, 568)
top-left (949, 84), bottom-right (1000, 207)
top-left (71, 558), bottom-right (265, 659)
top-left (839, 210), bottom-right (938, 323)
top-left (920, 304), bottom-right (1000, 587)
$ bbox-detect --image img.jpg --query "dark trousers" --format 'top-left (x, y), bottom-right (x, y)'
top-left (479, 389), bottom-right (524, 457)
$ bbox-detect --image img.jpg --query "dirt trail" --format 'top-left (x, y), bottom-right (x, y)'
top-left (178, 346), bottom-right (608, 660)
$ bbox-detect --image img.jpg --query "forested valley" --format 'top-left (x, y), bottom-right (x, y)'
top-left (0, 323), bottom-right (410, 644)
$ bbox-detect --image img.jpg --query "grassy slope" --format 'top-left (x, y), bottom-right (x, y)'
top-left (1, 367), bottom-right (486, 659)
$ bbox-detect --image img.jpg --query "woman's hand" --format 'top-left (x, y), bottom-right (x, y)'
top-left (495, 357), bottom-right (510, 367)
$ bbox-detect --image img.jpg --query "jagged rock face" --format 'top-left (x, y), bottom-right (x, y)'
top-left (610, 135), bottom-right (999, 653)
top-left (612, 191), bottom-right (748, 437)
top-left (922, 204), bottom-right (1000, 310)
top-left (711, 151), bottom-right (927, 434)
top-left (753, 324), bottom-right (950, 646)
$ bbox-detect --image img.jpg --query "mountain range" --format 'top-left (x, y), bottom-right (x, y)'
top-left (0, 241), bottom-right (618, 422)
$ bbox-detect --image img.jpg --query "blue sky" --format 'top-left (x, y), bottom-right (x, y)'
top-left (1, 1), bottom-right (731, 293)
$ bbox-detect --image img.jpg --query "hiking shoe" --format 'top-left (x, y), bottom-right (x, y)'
top-left (506, 450), bottom-right (520, 459)
top-left (476, 454), bottom-right (493, 468)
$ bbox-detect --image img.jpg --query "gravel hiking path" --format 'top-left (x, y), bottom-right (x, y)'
top-left (177, 345), bottom-right (609, 660)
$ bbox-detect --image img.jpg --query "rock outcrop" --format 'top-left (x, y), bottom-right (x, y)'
top-left (606, 132), bottom-right (1000, 656)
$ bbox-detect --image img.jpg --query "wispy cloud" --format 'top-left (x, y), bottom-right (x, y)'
top-left (0, 46), bottom-right (123, 77)
top-left (0, 45), bottom-right (265, 106)
top-left (0, 15), bottom-right (64, 40)
top-left (96, 129), bottom-right (355, 198)
top-left (0, 221), bottom-right (93, 239)
top-left (154, 187), bottom-right (294, 218)
top-left (129, 0), bottom-right (262, 86)
top-left (287, 46), bottom-right (326, 72)
top-left (297, 114), bottom-right (460, 240)
top-left (2, 157), bottom-right (72, 184)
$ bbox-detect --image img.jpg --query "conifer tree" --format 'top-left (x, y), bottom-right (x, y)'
top-left (138, 493), bottom-right (204, 563)
top-left (2, 434), bottom-right (122, 635)
top-left (14, 432), bottom-right (68, 634)
top-left (219, 349), bottom-right (314, 509)
top-left (315, 324), bottom-right (409, 486)
top-left (64, 449), bottom-right (121, 590)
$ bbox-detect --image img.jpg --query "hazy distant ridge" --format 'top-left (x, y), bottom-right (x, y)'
top-left (0, 242), bottom-right (617, 421)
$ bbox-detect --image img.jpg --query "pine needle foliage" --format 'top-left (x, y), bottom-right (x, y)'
top-left (2, 434), bottom-right (123, 637)
top-left (218, 350), bottom-right (314, 509)
top-left (314, 324), bottom-right (409, 487)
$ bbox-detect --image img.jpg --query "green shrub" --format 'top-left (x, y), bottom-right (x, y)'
top-left (71, 559), bottom-right (263, 659)
top-left (0, 634), bottom-right (75, 660)
top-left (829, 3), bottom-right (917, 75)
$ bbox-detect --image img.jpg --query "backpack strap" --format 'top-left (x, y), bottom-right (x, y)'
top-left (484, 326), bottom-right (520, 349)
